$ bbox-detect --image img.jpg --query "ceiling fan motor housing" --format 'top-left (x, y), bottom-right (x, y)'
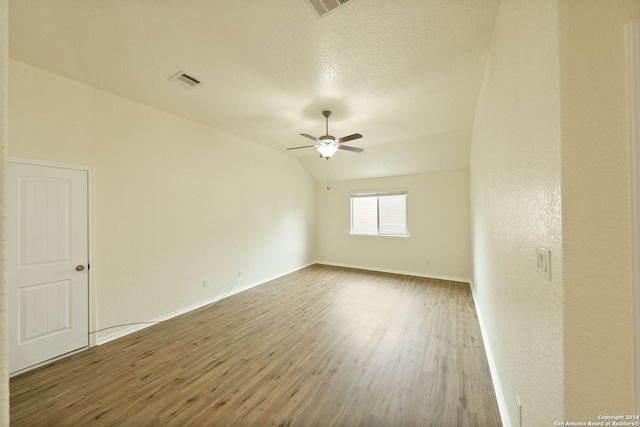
top-left (319, 135), bottom-right (337, 145)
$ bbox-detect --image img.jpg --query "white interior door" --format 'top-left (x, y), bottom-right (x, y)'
top-left (8, 161), bottom-right (89, 374)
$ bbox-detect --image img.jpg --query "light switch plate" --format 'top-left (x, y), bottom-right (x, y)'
top-left (535, 247), bottom-right (551, 281)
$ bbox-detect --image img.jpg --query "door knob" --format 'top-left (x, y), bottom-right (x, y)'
top-left (76, 265), bottom-right (85, 271)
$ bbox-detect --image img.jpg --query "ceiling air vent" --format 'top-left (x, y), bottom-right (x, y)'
top-left (169, 71), bottom-right (202, 89)
top-left (306, 0), bottom-right (352, 18)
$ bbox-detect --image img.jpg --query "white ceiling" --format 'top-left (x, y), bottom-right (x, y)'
top-left (9, 0), bottom-right (499, 182)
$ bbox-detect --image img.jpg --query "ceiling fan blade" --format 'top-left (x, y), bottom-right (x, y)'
top-left (337, 145), bottom-right (364, 153)
top-left (337, 133), bottom-right (362, 143)
top-left (300, 133), bottom-right (318, 142)
top-left (287, 145), bottom-right (317, 150)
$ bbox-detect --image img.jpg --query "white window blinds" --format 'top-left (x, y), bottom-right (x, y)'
top-left (378, 194), bottom-right (407, 235)
top-left (351, 196), bottom-right (378, 235)
top-left (350, 190), bottom-right (408, 237)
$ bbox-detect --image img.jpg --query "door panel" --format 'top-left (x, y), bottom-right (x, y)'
top-left (8, 162), bottom-right (89, 374)
top-left (20, 279), bottom-right (70, 342)
top-left (20, 177), bottom-right (70, 266)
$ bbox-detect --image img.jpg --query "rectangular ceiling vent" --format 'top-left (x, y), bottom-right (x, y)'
top-left (169, 71), bottom-right (202, 89)
top-left (306, 0), bottom-right (352, 18)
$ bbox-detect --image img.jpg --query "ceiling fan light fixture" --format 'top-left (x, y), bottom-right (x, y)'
top-left (317, 145), bottom-right (338, 158)
top-left (287, 110), bottom-right (363, 157)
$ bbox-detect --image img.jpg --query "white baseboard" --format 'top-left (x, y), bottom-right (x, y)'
top-left (315, 260), bottom-right (472, 284)
top-left (95, 262), bottom-right (316, 345)
top-left (469, 280), bottom-right (511, 427)
top-left (95, 295), bottom-right (222, 345)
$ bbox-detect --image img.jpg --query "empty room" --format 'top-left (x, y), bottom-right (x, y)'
top-left (2, 1), bottom-right (640, 426)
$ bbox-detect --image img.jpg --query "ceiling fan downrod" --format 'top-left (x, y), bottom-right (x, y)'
top-left (323, 110), bottom-right (331, 136)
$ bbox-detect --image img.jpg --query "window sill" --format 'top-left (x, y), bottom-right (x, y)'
top-left (350, 233), bottom-right (410, 239)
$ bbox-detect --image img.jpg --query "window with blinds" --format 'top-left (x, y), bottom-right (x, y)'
top-left (350, 190), bottom-right (408, 237)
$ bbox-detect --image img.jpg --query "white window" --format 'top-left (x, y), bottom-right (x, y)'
top-left (350, 190), bottom-right (408, 237)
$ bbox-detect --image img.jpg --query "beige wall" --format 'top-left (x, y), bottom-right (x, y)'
top-left (470, 0), bottom-right (563, 424)
top-left (559, 0), bottom-right (640, 418)
top-left (0, 0), bottom-right (8, 424)
top-left (8, 60), bottom-right (316, 342)
top-left (316, 170), bottom-right (471, 281)
top-left (472, 0), bottom-right (640, 424)
top-left (629, 16), bottom-right (640, 414)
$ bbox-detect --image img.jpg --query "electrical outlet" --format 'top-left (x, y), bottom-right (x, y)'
top-left (203, 279), bottom-right (209, 288)
top-left (535, 247), bottom-right (551, 281)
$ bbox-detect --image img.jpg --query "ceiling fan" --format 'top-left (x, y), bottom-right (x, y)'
top-left (287, 110), bottom-right (364, 159)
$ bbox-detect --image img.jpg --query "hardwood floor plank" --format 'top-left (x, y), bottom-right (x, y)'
top-left (10, 264), bottom-right (501, 426)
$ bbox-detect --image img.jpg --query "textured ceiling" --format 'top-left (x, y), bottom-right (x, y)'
top-left (9, 0), bottom-right (499, 182)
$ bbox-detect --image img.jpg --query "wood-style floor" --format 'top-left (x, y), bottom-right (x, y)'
top-left (10, 264), bottom-right (502, 426)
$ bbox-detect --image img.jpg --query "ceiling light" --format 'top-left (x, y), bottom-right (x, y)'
top-left (317, 144), bottom-right (338, 158)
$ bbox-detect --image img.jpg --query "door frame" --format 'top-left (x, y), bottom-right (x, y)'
top-left (626, 18), bottom-right (640, 412)
top-left (8, 157), bottom-right (98, 366)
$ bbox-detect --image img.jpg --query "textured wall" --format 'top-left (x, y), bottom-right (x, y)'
top-left (0, 0), bottom-right (8, 424)
top-left (8, 60), bottom-right (316, 343)
top-left (559, 0), bottom-right (640, 418)
top-left (316, 170), bottom-right (471, 281)
top-left (472, 0), bottom-right (640, 424)
top-left (470, 0), bottom-right (564, 424)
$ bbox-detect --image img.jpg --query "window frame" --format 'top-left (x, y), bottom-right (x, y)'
top-left (350, 189), bottom-right (409, 238)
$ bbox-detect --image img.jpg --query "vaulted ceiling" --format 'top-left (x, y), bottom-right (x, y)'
top-left (9, 0), bottom-right (499, 182)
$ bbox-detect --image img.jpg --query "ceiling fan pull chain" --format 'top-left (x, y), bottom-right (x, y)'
top-left (326, 159), bottom-right (331, 190)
